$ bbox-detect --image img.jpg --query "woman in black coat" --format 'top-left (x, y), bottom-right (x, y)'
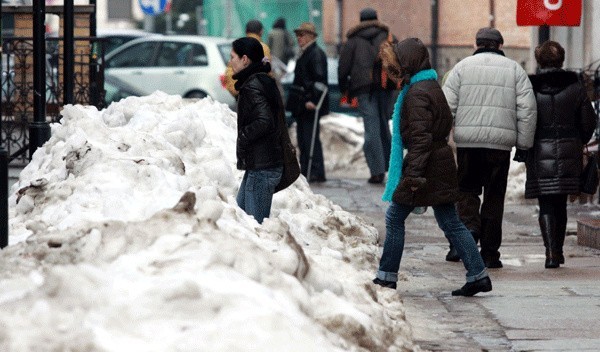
top-left (523, 41), bottom-right (597, 268)
top-left (231, 37), bottom-right (284, 224)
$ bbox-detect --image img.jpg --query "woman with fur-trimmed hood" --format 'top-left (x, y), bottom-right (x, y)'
top-left (372, 38), bottom-right (492, 297)
top-left (523, 40), bottom-right (597, 269)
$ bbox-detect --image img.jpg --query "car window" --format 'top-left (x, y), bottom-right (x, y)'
top-left (107, 42), bottom-right (157, 68)
top-left (104, 36), bottom-right (138, 55)
top-left (217, 43), bottom-right (232, 65)
top-left (181, 43), bottom-right (208, 66)
top-left (156, 42), bottom-right (208, 67)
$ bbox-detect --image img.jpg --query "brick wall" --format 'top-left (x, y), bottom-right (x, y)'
top-left (322, 0), bottom-right (533, 75)
top-left (323, 0), bottom-right (530, 48)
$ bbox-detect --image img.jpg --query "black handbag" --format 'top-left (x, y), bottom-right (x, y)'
top-left (580, 149), bottom-right (599, 195)
top-left (275, 125), bottom-right (300, 192)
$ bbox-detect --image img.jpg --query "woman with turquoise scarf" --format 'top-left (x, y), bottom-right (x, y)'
top-left (372, 38), bottom-right (492, 296)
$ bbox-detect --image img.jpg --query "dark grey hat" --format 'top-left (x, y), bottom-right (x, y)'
top-left (360, 7), bottom-right (377, 21)
top-left (475, 27), bottom-right (504, 45)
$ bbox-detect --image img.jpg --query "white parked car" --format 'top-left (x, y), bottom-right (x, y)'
top-left (104, 35), bottom-right (236, 109)
top-left (97, 28), bottom-right (154, 55)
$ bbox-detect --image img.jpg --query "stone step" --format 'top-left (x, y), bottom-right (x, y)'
top-left (577, 218), bottom-right (600, 249)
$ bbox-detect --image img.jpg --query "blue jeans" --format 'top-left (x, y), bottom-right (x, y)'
top-left (236, 167), bottom-right (283, 224)
top-left (376, 202), bottom-right (488, 283)
top-left (357, 92), bottom-right (393, 176)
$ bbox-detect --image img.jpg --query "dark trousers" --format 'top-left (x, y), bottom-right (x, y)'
top-left (295, 110), bottom-right (325, 180)
top-left (456, 148), bottom-right (511, 262)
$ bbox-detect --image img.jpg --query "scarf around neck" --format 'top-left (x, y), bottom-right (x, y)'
top-left (473, 47), bottom-right (505, 56)
top-left (382, 68), bottom-right (438, 202)
top-left (232, 62), bottom-right (270, 91)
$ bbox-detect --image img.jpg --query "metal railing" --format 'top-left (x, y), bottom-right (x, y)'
top-left (1, 36), bottom-right (106, 165)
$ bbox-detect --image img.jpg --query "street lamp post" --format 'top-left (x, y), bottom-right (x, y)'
top-left (0, 0), bottom-right (8, 249)
top-left (30, 0), bottom-right (51, 160)
top-left (64, 0), bottom-right (74, 105)
top-left (430, 0), bottom-right (439, 70)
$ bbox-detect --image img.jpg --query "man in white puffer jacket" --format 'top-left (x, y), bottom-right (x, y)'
top-left (443, 27), bottom-right (537, 269)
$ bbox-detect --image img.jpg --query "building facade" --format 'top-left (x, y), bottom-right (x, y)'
top-left (322, 0), bottom-right (532, 76)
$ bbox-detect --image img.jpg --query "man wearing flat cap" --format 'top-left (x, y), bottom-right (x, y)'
top-left (442, 27), bottom-right (537, 268)
top-left (338, 7), bottom-right (396, 184)
top-left (285, 22), bottom-right (329, 183)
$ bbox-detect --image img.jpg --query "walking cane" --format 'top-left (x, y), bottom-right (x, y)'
top-left (307, 82), bottom-right (328, 181)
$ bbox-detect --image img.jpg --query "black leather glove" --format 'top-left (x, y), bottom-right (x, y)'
top-left (400, 177), bottom-right (426, 191)
top-left (513, 149), bottom-right (528, 163)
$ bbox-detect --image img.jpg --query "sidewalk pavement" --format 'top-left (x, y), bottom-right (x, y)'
top-left (311, 176), bottom-right (600, 352)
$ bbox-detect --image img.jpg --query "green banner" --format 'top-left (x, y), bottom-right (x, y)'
top-left (204, 0), bottom-right (323, 45)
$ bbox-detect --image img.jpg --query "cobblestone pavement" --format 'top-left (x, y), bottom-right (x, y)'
top-left (310, 176), bottom-right (600, 352)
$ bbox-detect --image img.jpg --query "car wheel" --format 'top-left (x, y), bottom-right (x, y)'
top-left (185, 91), bottom-right (208, 99)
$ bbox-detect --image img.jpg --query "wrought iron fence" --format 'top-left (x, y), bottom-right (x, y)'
top-left (1, 36), bottom-right (106, 165)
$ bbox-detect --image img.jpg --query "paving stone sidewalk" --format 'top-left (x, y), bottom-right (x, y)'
top-left (311, 177), bottom-right (600, 352)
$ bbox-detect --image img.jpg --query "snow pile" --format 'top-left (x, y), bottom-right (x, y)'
top-left (0, 93), bottom-right (418, 351)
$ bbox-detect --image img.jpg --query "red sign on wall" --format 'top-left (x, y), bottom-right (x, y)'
top-left (517, 0), bottom-right (582, 26)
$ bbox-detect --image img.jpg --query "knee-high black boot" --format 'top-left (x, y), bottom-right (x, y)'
top-left (555, 216), bottom-right (567, 264)
top-left (539, 214), bottom-right (560, 268)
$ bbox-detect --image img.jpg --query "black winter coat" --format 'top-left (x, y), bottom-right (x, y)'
top-left (287, 41), bottom-right (329, 117)
top-left (338, 20), bottom-right (389, 97)
top-left (236, 72), bottom-right (284, 170)
top-left (524, 69), bottom-right (597, 198)
top-left (391, 38), bottom-right (459, 206)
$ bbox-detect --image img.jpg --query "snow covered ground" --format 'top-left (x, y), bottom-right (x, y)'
top-left (0, 93), bottom-right (419, 351)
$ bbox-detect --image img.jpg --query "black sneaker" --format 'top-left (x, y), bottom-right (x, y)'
top-left (372, 278), bottom-right (397, 289)
top-left (445, 247), bottom-right (460, 262)
top-left (451, 276), bottom-right (492, 296)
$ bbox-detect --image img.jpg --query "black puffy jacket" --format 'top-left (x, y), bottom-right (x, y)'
top-left (236, 72), bottom-right (283, 170)
top-left (524, 69), bottom-right (597, 198)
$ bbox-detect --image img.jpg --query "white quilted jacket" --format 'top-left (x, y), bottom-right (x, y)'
top-left (443, 52), bottom-right (537, 151)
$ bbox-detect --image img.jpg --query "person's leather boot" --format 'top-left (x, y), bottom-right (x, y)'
top-left (556, 216), bottom-right (567, 264)
top-left (452, 276), bottom-right (492, 296)
top-left (539, 214), bottom-right (560, 268)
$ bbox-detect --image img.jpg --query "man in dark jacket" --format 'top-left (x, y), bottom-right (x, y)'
top-left (338, 8), bottom-right (396, 184)
top-left (286, 22), bottom-right (328, 182)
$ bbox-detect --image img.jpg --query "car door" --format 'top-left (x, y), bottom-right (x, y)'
top-left (105, 41), bottom-right (160, 95)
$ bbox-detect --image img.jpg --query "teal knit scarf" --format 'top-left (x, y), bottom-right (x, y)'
top-left (382, 68), bottom-right (438, 201)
